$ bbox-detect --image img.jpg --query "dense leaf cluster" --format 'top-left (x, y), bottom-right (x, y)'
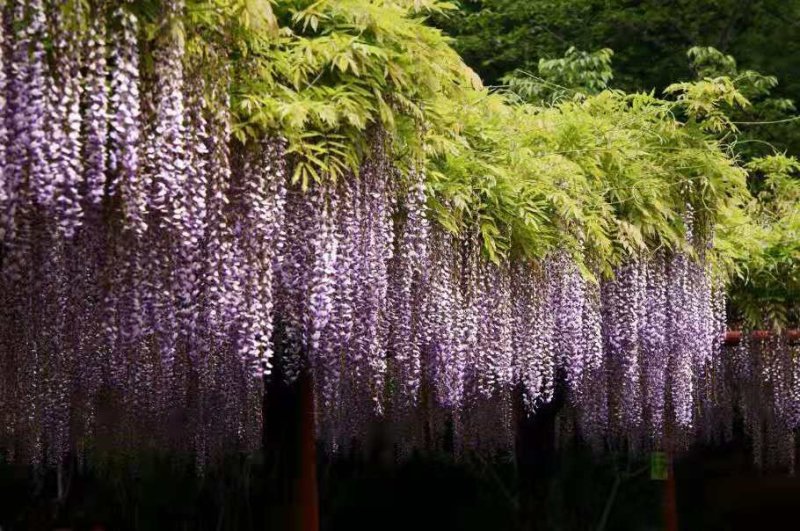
top-left (172, 0), bottom-right (759, 281)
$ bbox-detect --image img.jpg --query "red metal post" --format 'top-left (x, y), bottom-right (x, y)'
top-left (752, 330), bottom-right (771, 341)
top-left (724, 329), bottom-right (800, 346)
top-left (724, 330), bottom-right (743, 345)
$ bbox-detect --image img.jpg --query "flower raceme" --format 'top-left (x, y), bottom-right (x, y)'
top-left (0, 0), bottom-right (794, 468)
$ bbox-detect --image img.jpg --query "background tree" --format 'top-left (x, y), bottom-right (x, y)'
top-left (437, 0), bottom-right (800, 154)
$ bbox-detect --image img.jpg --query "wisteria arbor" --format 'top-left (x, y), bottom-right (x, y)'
top-left (0, 0), bottom-right (798, 485)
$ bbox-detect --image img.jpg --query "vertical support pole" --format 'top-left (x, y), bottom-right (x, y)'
top-left (263, 349), bottom-right (319, 531)
top-left (663, 454), bottom-right (678, 531)
top-left (294, 371), bottom-right (319, 531)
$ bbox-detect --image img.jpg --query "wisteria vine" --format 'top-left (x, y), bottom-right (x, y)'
top-left (0, 0), bottom-right (796, 469)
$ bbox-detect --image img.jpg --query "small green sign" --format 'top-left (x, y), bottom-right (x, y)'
top-left (650, 451), bottom-right (668, 481)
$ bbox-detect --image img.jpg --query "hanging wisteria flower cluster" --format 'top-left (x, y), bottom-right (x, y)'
top-left (0, 0), bottom-right (795, 468)
top-left (271, 165), bottom-right (732, 456)
top-left (0, 0), bottom-right (284, 464)
top-left (696, 333), bottom-right (800, 472)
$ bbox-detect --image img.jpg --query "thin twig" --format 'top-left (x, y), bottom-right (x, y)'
top-left (732, 115), bottom-right (800, 126)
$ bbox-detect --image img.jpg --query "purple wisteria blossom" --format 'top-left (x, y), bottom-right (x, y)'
top-left (388, 170), bottom-right (429, 405)
top-left (0, 0), bottom-right (787, 468)
top-left (83, 15), bottom-right (109, 207)
top-left (49, 7), bottom-right (84, 237)
top-left (109, 7), bottom-right (145, 233)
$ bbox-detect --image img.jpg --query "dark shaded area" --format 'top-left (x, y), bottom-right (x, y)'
top-left (1, 423), bottom-right (800, 529)
top-left (321, 454), bottom-right (517, 531)
top-left (677, 441), bottom-right (800, 531)
top-left (263, 363), bottom-right (317, 530)
top-left (0, 366), bottom-right (797, 530)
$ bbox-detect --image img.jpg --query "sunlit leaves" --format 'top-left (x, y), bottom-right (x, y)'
top-left (502, 47), bottom-right (614, 104)
top-left (728, 154), bottom-right (800, 328)
top-left (665, 76), bottom-right (750, 133)
top-left (176, 1), bottom-right (760, 276)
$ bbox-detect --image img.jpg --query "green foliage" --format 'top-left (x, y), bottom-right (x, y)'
top-left (682, 46), bottom-right (798, 159)
top-left (175, 1), bottom-right (747, 269)
top-left (501, 47), bottom-right (614, 104)
top-left (423, 83), bottom-right (751, 276)
top-left (229, 0), bottom-right (480, 187)
top-left (433, 0), bottom-right (800, 325)
top-left (726, 154), bottom-right (800, 328)
top-left (665, 76), bottom-right (750, 134)
top-left (126, 1), bottom-right (796, 323)
top-left (153, 0), bottom-right (477, 188)
top-left (437, 0), bottom-right (800, 155)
